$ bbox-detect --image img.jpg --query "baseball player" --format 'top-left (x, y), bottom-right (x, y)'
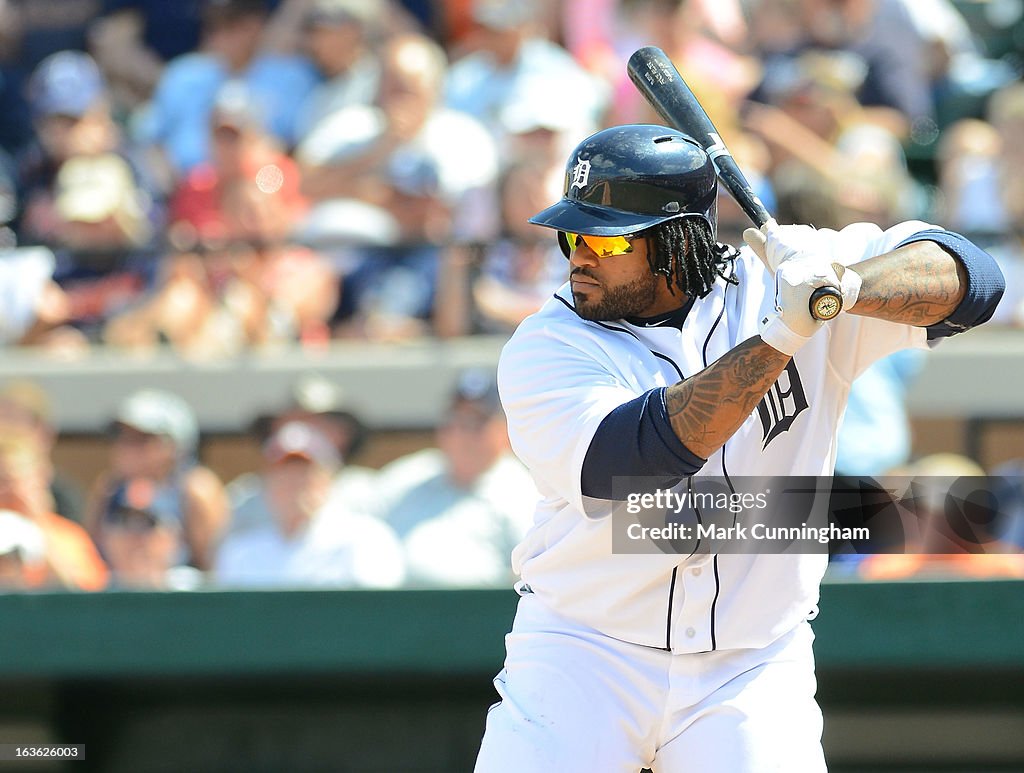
top-left (474, 124), bottom-right (1004, 772)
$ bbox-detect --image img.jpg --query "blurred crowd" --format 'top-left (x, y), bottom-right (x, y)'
top-left (0, 373), bottom-right (1021, 592)
top-left (0, 373), bottom-right (537, 590)
top-left (0, 0), bottom-right (1023, 590)
top-left (0, 0), bottom-right (1020, 354)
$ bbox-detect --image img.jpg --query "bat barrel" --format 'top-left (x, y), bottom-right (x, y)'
top-left (627, 47), bottom-right (769, 228)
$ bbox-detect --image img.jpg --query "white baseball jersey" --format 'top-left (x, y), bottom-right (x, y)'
top-left (497, 221), bottom-right (934, 653)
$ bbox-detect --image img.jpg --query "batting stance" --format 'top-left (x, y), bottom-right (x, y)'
top-left (474, 125), bottom-right (1004, 772)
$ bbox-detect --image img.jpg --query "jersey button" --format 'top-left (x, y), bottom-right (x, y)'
top-left (685, 627), bottom-right (696, 638)
top-left (691, 567), bottom-right (702, 577)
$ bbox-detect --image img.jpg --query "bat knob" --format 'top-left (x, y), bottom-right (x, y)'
top-left (809, 287), bottom-right (843, 321)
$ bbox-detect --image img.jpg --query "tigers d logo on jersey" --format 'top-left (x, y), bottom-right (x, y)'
top-left (570, 157), bottom-right (591, 189)
top-left (757, 360), bottom-right (808, 449)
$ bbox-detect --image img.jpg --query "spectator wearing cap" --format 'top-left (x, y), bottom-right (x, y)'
top-left (84, 389), bottom-right (229, 572)
top-left (0, 0), bottom-right (102, 153)
top-left (0, 426), bottom-right (108, 591)
top-left (17, 51), bottom-right (136, 232)
top-left (0, 380), bottom-right (85, 522)
top-left (374, 369), bottom-right (537, 588)
top-left (442, 0), bottom-right (608, 148)
top-left (99, 478), bottom-right (204, 589)
top-left (268, 375), bottom-right (370, 462)
top-left (293, 0), bottom-right (384, 144)
top-left (296, 32), bottom-right (498, 340)
top-left (15, 51), bottom-right (161, 341)
top-left (139, 0), bottom-right (318, 175)
top-left (215, 420), bottom-right (405, 588)
top-left (168, 80), bottom-right (308, 248)
top-left (226, 374), bottom-right (377, 539)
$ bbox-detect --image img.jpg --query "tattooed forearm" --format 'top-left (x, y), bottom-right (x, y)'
top-left (848, 241), bottom-right (967, 325)
top-left (665, 337), bottom-right (791, 459)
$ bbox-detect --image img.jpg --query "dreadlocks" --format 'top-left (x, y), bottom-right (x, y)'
top-left (645, 217), bottom-right (736, 299)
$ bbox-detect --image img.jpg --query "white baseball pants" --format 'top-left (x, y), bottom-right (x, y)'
top-left (475, 594), bottom-right (826, 772)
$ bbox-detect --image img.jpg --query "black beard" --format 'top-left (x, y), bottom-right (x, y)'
top-left (572, 273), bottom-right (660, 321)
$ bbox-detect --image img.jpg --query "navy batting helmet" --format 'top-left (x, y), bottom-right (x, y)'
top-left (529, 124), bottom-right (718, 255)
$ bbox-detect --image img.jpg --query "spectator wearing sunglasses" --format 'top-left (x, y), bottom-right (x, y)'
top-left (84, 389), bottom-right (229, 573)
top-left (99, 477), bottom-right (204, 589)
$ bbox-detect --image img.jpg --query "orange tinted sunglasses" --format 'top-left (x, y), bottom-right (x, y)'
top-left (563, 232), bottom-right (635, 258)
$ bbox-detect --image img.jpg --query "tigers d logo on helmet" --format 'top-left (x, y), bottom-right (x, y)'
top-left (570, 157), bottom-right (591, 189)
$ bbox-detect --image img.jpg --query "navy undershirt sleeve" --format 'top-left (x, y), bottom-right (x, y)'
top-left (581, 387), bottom-right (707, 499)
top-left (895, 229), bottom-right (1005, 340)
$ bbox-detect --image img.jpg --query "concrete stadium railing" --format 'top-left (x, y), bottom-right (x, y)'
top-left (0, 328), bottom-right (1022, 434)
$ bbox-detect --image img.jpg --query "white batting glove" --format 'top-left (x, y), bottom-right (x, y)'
top-left (744, 220), bottom-right (862, 311)
top-left (743, 220), bottom-right (829, 272)
top-left (758, 257), bottom-right (844, 356)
